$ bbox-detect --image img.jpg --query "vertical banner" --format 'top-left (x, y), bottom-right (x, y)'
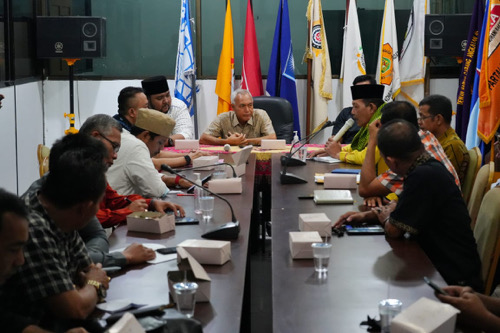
top-left (215, 0), bottom-right (235, 115)
top-left (241, 0), bottom-right (264, 97)
top-left (397, 0), bottom-right (428, 107)
top-left (376, 0), bottom-right (400, 102)
top-left (266, 0), bottom-right (301, 136)
top-left (340, 0), bottom-right (366, 108)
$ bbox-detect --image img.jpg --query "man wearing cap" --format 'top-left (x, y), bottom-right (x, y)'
top-left (312, 84), bottom-right (385, 165)
top-left (141, 76), bottom-right (194, 143)
top-left (107, 108), bottom-right (191, 198)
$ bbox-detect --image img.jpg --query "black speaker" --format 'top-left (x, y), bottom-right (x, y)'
top-left (425, 14), bottom-right (471, 57)
top-left (36, 16), bottom-right (106, 58)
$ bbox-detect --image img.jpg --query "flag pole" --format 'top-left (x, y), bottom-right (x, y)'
top-left (189, 0), bottom-right (198, 138)
top-left (306, 19), bottom-right (312, 137)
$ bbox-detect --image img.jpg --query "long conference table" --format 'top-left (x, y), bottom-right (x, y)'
top-left (105, 155), bottom-right (256, 332)
top-left (271, 155), bottom-right (447, 332)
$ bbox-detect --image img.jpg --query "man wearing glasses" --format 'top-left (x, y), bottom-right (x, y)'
top-left (418, 95), bottom-right (469, 184)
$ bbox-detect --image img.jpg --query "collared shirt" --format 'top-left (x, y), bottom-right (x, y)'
top-left (203, 109), bottom-right (275, 139)
top-left (389, 153), bottom-right (483, 290)
top-left (107, 131), bottom-right (169, 198)
top-left (168, 97), bottom-right (194, 140)
top-left (438, 127), bottom-right (469, 185)
top-left (377, 130), bottom-right (461, 195)
top-left (0, 185), bottom-right (92, 321)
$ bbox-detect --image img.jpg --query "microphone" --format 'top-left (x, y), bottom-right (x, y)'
top-left (281, 120), bottom-right (336, 167)
top-left (171, 162), bottom-right (237, 178)
top-left (160, 164), bottom-right (240, 240)
top-left (332, 118), bottom-right (355, 142)
top-left (280, 121), bottom-right (336, 184)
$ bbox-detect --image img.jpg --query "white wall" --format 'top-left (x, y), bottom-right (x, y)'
top-left (1, 77), bottom-right (459, 194)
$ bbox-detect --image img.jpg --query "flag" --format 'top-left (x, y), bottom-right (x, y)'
top-left (466, 0), bottom-right (488, 149)
top-left (215, 0), bottom-right (235, 115)
top-left (456, 0), bottom-right (485, 140)
top-left (478, 0), bottom-right (500, 143)
top-left (266, 0), bottom-right (301, 137)
top-left (340, 0), bottom-right (366, 108)
top-left (375, 0), bottom-right (400, 102)
top-left (305, 0), bottom-right (333, 133)
top-left (175, 0), bottom-right (197, 116)
top-left (241, 0), bottom-right (264, 97)
top-left (397, 0), bottom-right (428, 107)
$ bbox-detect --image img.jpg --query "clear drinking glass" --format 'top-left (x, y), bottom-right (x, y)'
top-left (199, 196), bottom-right (214, 220)
top-left (173, 282), bottom-right (198, 318)
top-left (379, 298), bottom-right (402, 333)
top-left (311, 242), bottom-right (332, 273)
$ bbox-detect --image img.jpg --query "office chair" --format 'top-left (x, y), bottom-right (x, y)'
top-left (468, 162), bottom-right (495, 229)
top-left (462, 147), bottom-right (482, 205)
top-left (252, 96), bottom-right (295, 143)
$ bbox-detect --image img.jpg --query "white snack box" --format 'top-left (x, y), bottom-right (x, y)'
top-left (127, 212), bottom-right (175, 234)
top-left (261, 139), bottom-right (287, 150)
top-left (174, 139), bottom-right (200, 150)
top-left (192, 155), bottom-right (219, 170)
top-left (323, 173), bottom-right (357, 189)
top-left (208, 178), bottom-right (242, 194)
top-left (177, 239), bottom-right (231, 265)
top-left (299, 213), bottom-right (332, 237)
top-left (289, 231), bottom-right (322, 259)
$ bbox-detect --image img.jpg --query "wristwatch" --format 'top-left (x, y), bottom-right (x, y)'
top-left (87, 279), bottom-right (107, 302)
top-left (184, 155), bottom-right (192, 165)
top-left (167, 137), bottom-right (174, 147)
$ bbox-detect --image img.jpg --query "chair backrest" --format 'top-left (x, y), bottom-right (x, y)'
top-left (473, 187), bottom-right (500, 294)
top-left (252, 96), bottom-right (294, 143)
top-left (468, 162), bottom-right (495, 229)
top-left (462, 147), bottom-right (482, 204)
top-left (37, 144), bottom-right (50, 177)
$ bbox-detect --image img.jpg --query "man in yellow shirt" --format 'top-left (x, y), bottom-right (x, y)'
top-left (312, 84), bottom-right (385, 165)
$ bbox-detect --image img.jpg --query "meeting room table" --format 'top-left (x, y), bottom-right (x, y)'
top-left (270, 154), bottom-right (449, 332)
top-left (102, 155), bottom-right (256, 332)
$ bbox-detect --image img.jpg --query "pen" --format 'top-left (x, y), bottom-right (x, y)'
top-left (177, 193), bottom-right (194, 196)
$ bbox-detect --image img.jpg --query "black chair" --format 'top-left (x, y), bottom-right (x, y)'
top-left (253, 96), bottom-right (295, 143)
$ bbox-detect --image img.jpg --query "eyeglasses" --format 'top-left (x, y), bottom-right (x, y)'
top-left (98, 132), bottom-right (120, 153)
top-left (417, 114), bottom-right (435, 122)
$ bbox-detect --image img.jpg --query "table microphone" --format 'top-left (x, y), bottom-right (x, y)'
top-left (161, 164), bottom-right (240, 240)
top-left (332, 118), bottom-right (355, 142)
top-left (281, 120), bottom-right (336, 167)
top-left (170, 162), bottom-right (237, 178)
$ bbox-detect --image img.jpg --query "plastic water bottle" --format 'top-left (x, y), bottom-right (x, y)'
top-left (193, 173), bottom-right (203, 214)
top-left (291, 131), bottom-right (300, 158)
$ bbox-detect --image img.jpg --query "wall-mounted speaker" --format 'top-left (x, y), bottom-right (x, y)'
top-left (425, 14), bottom-right (471, 57)
top-left (36, 16), bottom-right (106, 58)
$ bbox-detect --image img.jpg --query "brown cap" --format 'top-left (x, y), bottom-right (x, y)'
top-left (135, 108), bottom-right (175, 138)
top-left (351, 84), bottom-right (385, 100)
top-left (141, 75), bottom-right (169, 96)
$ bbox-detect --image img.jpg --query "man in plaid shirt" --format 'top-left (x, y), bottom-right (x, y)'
top-left (0, 134), bottom-right (110, 329)
top-left (358, 101), bottom-right (460, 206)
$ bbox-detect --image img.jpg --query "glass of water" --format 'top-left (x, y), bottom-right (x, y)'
top-left (199, 196), bottom-right (214, 220)
top-left (379, 298), bottom-right (402, 333)
top-left (311, 242), bottom-right (332, 274)
top-left (173, 282), bottom-right (198, 318)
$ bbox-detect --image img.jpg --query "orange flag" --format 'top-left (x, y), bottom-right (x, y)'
top-left (478, 0), bottom-right (500, 143)
top-left (215, 0), bottom-right (235, 115)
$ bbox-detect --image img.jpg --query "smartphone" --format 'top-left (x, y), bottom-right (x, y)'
top-left (175, 216), bottom-right (199, 225)
top-left (156, 247), bottom-right (177, 255)
top-left (187, 174), bottom-right (212, 194)
top-left (423, 276), bottom-right (449, 295)
top-left (345, 225), bottom-right (385, 235)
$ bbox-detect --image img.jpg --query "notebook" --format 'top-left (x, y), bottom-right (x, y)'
top-left (313, 190), bottom-right (354, 204)
top-left (310, 156), bottom-right (341, 164)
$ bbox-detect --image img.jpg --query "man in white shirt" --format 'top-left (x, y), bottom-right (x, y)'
top-left (141, 75), bottom-right (194, 143)
top-left (107, 108), bottom-right (190, 198)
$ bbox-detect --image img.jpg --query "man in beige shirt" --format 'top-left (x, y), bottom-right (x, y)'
top-left (200, 89), bottom-right (276, 146)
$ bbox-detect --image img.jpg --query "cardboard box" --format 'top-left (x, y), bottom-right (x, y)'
top-left (208, 178), bottom-right (242, 194)
top-left (391, 297), bottom-right (460, 333)
top-left (127, 211), bottom-right (175, 234)
top-left (323, 173), bottom-right (357, 189)
top-left (299, 213), bottom-right (332, 237)
top-left (261, 139), bottom-right (287, 150)
top-left (289, 231), bottom-right (322, 259)
top-left (177, 239), bottom-right (231, 265)
top-left (192, 155), bottom-right (219, 170)
top-left (175, 139), bottom-right (200, 150)
top-left (223, 145), bottom-right (253, 177)
top-left (168, 247), bottom-right (211, 302)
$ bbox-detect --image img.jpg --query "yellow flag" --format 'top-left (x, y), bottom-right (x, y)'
top-left (215, 0), bottom-right (235, 115)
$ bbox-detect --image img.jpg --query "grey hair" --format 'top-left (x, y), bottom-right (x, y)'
top-left (230, 88), bottom-right (253, 105)
top-left (80, 114), bottom-right (123, 136)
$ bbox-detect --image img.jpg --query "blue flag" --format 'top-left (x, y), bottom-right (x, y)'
top-left (266, 0), bottom-right (301, 137)
top-left (456, 0), bottom-right (485, 140)
top-left (175, 0), bottom-right (197, 116)
top-left (466, 0), bottom-right (488, 153)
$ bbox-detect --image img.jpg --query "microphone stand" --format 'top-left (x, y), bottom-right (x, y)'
top-left (161, 164), bottom-right (240, 240)
top-left (173, 162), bottom-right (237, 178)
top-left (280, 121), bottom-right (335, 184)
